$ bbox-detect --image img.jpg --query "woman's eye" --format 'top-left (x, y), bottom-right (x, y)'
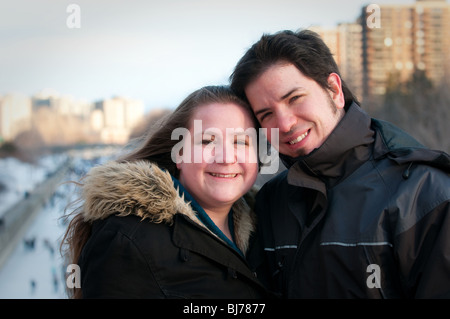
top-left (201, 134), bottom-right (216, 145)
top-left (235, 140), bottom-right (247, 146)
top-left (234, 135), bottom-right (250, 146)
top-left (202, 139), bottom-right (215, 145)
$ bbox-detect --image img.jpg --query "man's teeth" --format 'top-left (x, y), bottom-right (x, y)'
top-left (289, 131), bottom-right (309, 145)
top-left (210, 173), bottom-right (237, 178)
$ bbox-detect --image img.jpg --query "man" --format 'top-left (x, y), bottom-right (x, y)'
top-left (230, 29), bottom-right (450, 298)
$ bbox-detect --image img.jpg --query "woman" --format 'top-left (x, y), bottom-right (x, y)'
top-left (62, 86), bottom-right (267, 298)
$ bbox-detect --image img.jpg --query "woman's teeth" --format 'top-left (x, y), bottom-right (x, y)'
top-left (210, 173), bottom-right (237, 178)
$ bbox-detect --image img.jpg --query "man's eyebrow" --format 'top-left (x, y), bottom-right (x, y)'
top-left (280, 87), bottom-right (304, 100)
top-left (254, 107), bottom-right (271, 118)
top-left (254, 87), bottom-right (304, 118)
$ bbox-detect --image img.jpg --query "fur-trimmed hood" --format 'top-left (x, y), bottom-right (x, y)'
top-left (80, 160), bottom-right (256, 254)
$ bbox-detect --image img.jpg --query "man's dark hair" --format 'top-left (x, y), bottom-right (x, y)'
top-left (230, 29), bottom-right (359, 107)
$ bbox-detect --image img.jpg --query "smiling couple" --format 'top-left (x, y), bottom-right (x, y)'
top-left (62, 29), bottom-right (450, 299)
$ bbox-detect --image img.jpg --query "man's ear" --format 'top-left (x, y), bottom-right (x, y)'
top-left (327, 73), bottom-right (345, 109)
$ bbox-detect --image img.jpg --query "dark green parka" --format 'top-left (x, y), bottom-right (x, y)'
top-left (252, 102), bottom-right (450, 298)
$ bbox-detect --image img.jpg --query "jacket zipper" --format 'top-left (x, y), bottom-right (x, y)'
top-left (287, 192), bottom-right (328, 297)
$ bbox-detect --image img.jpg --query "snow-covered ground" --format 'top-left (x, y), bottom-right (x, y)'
top-left (0, 190), bottom-right (68, 298)
top-left (0, 146), bottom-right (120, 299)
top-left (0, 154), bottom-right (68, 218)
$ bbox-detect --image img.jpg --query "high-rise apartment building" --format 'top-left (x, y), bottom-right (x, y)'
top-left (312, 24), bottom-right (364, 101)
top-left (361, 0), bottom-right (450, 98)
top-left (337, 23), bottom-right (364, 101)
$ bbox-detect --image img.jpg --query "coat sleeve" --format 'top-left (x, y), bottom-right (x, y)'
top-left (395, 200), bottom-right (450, 298)
top-left (79, 227), bottom-right (164, 298)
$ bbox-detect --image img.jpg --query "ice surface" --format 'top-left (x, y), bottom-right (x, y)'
top-left (0, 154), bottom-right (68, 218)
top-left (0, 147), bottom-right (119, 299)
top-left (0, 195), bottom-right (68, 298)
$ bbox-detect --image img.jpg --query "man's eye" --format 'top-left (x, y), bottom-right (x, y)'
top-left (259, 112), bottom-right (272, 123)
top-left (289, 95), bottom-right (303, 104)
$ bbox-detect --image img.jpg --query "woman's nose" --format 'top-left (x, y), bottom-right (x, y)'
top-left (215, 142), bottom-right (237, 164)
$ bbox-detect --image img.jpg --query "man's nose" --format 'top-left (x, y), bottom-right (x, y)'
top-left (276, 107), bottom-right (297, 133)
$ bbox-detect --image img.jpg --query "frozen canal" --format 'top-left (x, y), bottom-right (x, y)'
top-left (0, 146), bottom-right (120, 299)
top-left (0, 189), bottom-right (68, 298)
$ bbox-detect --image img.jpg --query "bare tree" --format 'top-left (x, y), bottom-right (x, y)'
top-left (372, 71), bottom-right (450, 153)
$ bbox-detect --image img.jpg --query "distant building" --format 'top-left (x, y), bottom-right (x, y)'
top-left (311, 24), bottom-right (364, 102)
top-left (361, 0), bottom-right (450, 98)
top-left (93, 97), bottom-right (145, 144)
top-left (0, 94), bottom-right (32, 142)
top-left (337, 23), bottom-right (364, 102)
top-left (0, 88), bottom-right (145, 146)
top-left (32, 89), bottom-right (92, 120)
top-left (313, 0), bottom-right (449, 104)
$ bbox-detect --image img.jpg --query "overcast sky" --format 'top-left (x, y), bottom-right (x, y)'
top-left (0, 0), bottom-right (418, 112)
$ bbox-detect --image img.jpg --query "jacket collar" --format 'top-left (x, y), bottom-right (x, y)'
top-left (81, 160), bottom-right (256, 254)
top-left (171, 176), bottom-right (244, 256)
top-left (371, 118), bottom-right (450, 173)
top-left (282, 102), bottom-right (450, 188)
top-left (282, 102), bottom-right (375, 188)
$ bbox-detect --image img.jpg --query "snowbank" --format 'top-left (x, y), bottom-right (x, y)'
top-left (0, 154), bottom-right (68, 218)
top-left (0, 147), bottom-right (119, 298)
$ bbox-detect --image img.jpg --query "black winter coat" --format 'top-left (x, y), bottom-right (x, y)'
top-left (251, 103), bottom-right (450, 298)
top-left (77, 161), bottom-right (268, 298)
